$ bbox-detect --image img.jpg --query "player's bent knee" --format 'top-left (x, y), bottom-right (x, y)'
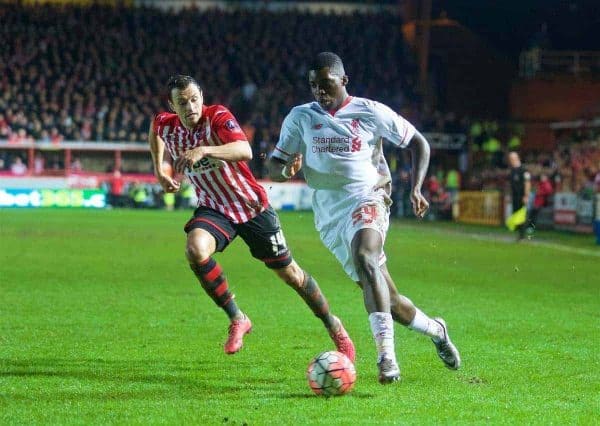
top-left (353, 250), bottom-right (380, 277)
top-left (185, 236), bottom-right (215, 263)
top-left (274, 262), bottom-right (303, 287)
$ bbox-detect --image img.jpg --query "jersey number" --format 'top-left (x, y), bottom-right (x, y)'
top-left (269, 231), bottom-right (287, 255)
top-left (352, 205), bottom-right (378, 225)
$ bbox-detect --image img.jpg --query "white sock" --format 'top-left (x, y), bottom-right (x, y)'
top-left (368, 312), bottom-right (396, 363)
top-left (408, 308), bottom-right (444, 342)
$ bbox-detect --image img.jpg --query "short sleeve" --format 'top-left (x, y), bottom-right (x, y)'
top-left (272, 111), bottom-right (302, 162)
top-left (211, 108), bottom-right (247, 144)
top-left (152, 113), bottom-right (168, 134)
top-left (373, 101), bottom-right (416, 148)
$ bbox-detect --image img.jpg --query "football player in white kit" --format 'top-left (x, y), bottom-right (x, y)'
top-left (269, 52), bottom-right (461, 384)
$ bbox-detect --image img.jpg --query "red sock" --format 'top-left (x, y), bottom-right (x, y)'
top-left (190, 258), bottom-right (239, 319)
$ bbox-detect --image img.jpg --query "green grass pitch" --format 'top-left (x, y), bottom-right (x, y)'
top-left (1, 209), bottom-right (598, 424)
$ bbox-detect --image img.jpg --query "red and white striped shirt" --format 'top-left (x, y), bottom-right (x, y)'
top-left (153, 105), bottom-right (268, 223)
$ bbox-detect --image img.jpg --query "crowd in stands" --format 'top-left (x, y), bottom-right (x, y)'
top-left (526, 135), bottom-right (600, 196)
top-left (463, 123), bottom-right (600, 200)
top-left (0, 4), bottom-right (415, 162)
top-left (1, 3), bottom-right (477, 179)
top-left (1, 3), bottom-right (598, 213)
top-left (387, 119), bottom-right (600, 220)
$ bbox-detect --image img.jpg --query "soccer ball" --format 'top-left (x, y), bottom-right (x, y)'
top-left (306, 351), bottom-right (356, 396)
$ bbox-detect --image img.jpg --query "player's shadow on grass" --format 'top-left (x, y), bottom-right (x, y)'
top-left (1, 357), bottom-right (312, 400)
top-left (280, 392), bottom-right (376, 399)
top-left (0, 357), bottom-right (252, 401)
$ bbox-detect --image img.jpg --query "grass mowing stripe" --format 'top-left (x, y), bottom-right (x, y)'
top-left (1, 209), bottom-right (598, 424)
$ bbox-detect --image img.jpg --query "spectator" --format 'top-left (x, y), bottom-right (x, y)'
top-left (0, 114), bottom-right (10, 138)
top-left (8, 129), bottom-right (33, 144)
top-left (445, 168), bottom-right (461, 203)
top-left (33, 153), bottom-right (44, 175)
top-left (129, 181), bottom-right (148, 208)
top-left (50, 128), bottom-right (63, 145)
top-left (108, 169), bottom-right (126, 207)
top-left (529, 173), bottom-right (554, 231)
top-left (71, 157), bottom-right (83, 172)
top-left (426, 174), bottom-right (441, 196)
top-left (10, 156), bottom-right (27, 175)
top-left (430, 184), bottom-right (452, 220)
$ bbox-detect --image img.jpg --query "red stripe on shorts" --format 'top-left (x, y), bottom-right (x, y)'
top-left (262, 253), bottom-right (290, 263)
top-left (187, 218), bottom-right (231, 240)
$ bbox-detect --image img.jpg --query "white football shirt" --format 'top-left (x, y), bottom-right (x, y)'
top-left (273, 96), bottom-right (416, 197)
top-left (273, 97), bottom-right (417, 269)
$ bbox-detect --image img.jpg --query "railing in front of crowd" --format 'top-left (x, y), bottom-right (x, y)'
top-left (133, 0), bottom-right (400, 14)
top-left (0, 140), bottom-right (148, 175)
top-left (519, 49), bottom-right (600, 78)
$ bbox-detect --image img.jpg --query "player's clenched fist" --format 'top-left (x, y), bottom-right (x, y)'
top-left (284, 153), bottom-right (303, 179)
top-left (157, 173), bottom-right (180, 193)
top-left (410, 189), bottom-right (429, 218)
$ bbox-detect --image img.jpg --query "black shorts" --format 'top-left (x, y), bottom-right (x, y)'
top-left (184, 205), bottom-right (292, 269)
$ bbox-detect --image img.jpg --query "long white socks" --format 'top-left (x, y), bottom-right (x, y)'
top-left (408, 308), bottom-right (444, 342)
top-left (369, 312), bottom-right (397, 363)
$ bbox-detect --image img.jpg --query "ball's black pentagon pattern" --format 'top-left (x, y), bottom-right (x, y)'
top-left (307, 351), bottom-right (356, 396)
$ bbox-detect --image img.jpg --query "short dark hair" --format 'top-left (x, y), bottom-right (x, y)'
top-left (166, 75), bottom-right (202, 100)
top-left (310, 52), bottom-right (345, 76)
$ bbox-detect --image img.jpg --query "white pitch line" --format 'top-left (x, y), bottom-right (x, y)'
top-left (396, 223), bottom-right (600, 258)
top-left (467, 233), bottom-right (600, 257)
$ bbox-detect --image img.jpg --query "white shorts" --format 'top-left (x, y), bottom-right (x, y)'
top-left (314, 190), bottom-right (390, 281)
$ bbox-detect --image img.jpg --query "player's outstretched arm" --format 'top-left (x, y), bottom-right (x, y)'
top-left (268, 154), bottom-right (302, 182)
top-left (202, 138), bottom-right (252, 162)
top-left (148, 125), bottom-right (180, 193)
top-left (408, 130), bottom-right (431, 218)
top-left (173, 140), bottom-right (252, 174)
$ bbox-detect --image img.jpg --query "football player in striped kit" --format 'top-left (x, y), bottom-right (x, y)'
top-left (269, 52), bottom-right (461, 384)
top-left (148, 75), bottom-right (354, 361)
